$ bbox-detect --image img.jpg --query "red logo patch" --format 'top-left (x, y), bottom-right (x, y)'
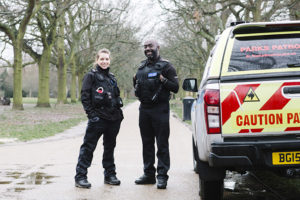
top-left (96, 87), bottom-right (104, 94)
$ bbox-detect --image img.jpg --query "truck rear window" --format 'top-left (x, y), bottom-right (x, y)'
top-left (228, 34), bottom-right (300, 72)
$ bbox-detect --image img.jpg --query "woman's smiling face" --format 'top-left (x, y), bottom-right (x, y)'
top-left (97, 52), bottom-right (110, 69)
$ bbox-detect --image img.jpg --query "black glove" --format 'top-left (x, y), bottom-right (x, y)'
top-left (117, 96), bottom-right (123, 108)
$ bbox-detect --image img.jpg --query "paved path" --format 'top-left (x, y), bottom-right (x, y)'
top-left (0, 101), bottom-right (198, 200)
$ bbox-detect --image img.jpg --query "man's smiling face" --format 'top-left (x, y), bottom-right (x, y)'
top-left (144, 40), bottom-right (160, 60)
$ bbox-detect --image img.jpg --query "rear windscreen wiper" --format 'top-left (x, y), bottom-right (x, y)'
top-left (287, 63), bottom-right (300, 67)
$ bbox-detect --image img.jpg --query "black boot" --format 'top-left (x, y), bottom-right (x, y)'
top-left (135, 174), bottom-right (156, 184)
top-left (104, 175), bottom-right (121, 185)
top-left (75, 179), bottom-right (91, 189)
top-left (157, 178), bottom-right (167, 189)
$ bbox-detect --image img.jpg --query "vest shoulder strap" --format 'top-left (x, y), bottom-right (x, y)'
top-left (160, 58), bottom-right (169, 63)
top-left (90, 69), bottom-right (105, 81)
top-left (108, 72), bottom-right (115, 78)
top-left (155, 60), bottom-right (169, 70)
top-left (138, 60), bottom-right (147, 69)
top-left (108, 72), bottom-right (117, 83)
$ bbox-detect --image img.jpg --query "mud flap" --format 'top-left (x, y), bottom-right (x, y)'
top-left (198, 160), bottom-right (226, 181)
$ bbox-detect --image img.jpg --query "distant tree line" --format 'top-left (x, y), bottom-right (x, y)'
top-left (0, 0), bottom-right (141, 110)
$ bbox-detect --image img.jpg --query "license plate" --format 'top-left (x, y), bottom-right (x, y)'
top-left (272, 151), bottom-right (300, 165)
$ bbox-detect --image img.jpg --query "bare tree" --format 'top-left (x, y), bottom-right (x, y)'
top-left (55, 0), bottom-right (73, 104)
top-left (23, 0), bottom-right (59, 107)
top-left (0, 0), bottom-right (41, 110)
top-left (65, 2), bottom-right (92, 103)
top-left (157, 0), bottom-right (299, 99)
top-left (73, 0), bottom-right (140, 100)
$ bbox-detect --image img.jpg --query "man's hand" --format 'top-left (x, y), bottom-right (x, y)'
top-left (160, 74), bottom-right (167, 83)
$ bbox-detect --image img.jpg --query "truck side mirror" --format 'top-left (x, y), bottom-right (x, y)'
top-left (182, 78), bottom-right (198, 92)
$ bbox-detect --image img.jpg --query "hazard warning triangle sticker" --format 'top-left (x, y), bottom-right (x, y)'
top-left (243, 87), bottom-right (260, 102)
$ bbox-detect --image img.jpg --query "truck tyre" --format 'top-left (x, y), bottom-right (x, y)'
top-left (200, 179), bottom-right (224, 200)
top-left (192, 137), bottom-right (199, 174)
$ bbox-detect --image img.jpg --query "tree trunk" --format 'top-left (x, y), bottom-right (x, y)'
top-left (56, 12), bottom-right (67, 104)
top-left (70, 58), bottom-right (77, 103)
top-left (37, 47), bottom-right (51, 107)
top-left (253, 0), bottom-right (262, 21)
top-left (12, 40), bottom-right (24, 110)
top-left (57, 61), bottom-right (67, 104)
top-left (77, 71), bottom-right (84, 101)
top-left (0, 0), bottom-right (40, 110)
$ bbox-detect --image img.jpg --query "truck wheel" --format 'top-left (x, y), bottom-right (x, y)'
top-left (192, 137), bottom-right (199, 174)
top-left (200, 179), bottom-right (224, 200)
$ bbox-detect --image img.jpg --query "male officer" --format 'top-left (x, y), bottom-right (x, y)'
top-left (133, 39), bottom-right (179, 189)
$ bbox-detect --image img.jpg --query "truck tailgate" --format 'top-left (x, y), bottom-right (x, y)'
top-left (220, 80), bottom-right (300, 135)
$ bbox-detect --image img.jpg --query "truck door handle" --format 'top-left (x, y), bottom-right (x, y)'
top-left (283, 86), bottom-right (300, 94)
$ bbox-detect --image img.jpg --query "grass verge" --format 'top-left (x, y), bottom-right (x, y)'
top-left (0, 103), bottom-right (86, 141)
top-left (170, 99), bottom-right (192, 125)
top-left (0, 97), bottom-right (135, 142)
top-left (6, 118), bottom-right (85, 141)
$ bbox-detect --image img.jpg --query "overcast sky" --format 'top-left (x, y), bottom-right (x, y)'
top-left (127, 0), bottom-right (165, 42)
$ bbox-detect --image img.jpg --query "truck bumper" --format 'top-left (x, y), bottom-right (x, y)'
top-left (209, 139), bottom-right (300, 169)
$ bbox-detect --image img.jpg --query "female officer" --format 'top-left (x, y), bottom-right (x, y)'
top-left (75, 48), bottom-right (123, 188)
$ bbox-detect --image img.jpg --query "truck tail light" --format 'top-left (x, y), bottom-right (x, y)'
top-left (204, 89), bottom-right (221, 134)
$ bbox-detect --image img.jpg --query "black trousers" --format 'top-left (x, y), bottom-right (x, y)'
top-left (75, 117), bottom-right (121, 181)
top-left (139, 103), bottom-right (170, 180)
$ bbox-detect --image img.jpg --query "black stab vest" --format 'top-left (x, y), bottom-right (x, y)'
top-left (135, 60), bottom-right (168, 104)
top-left (91, 69), bottom-right (122, 109)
